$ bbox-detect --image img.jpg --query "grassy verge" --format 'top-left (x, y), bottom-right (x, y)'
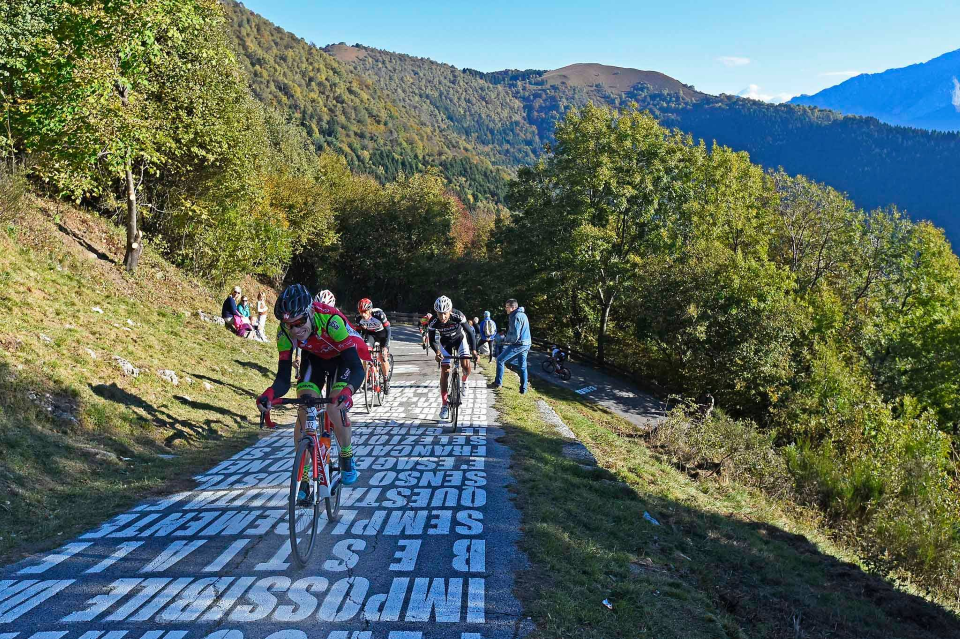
top-left (0, 197), bottom-right (277, 564)
top-left (482, 364), bottom-right (960, 639)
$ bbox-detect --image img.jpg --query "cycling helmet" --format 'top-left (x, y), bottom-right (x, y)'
top-left (434, 296), bottom-right (452, 313)
top-left (357, 298), bottom-right (373, 313)
top-left (315, 289), bottom-right (336, 307)
top-left (275, 284), bottom-right (313, 322)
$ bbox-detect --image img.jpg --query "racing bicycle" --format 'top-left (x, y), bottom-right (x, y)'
top-left (261, 396), bottom-right (342, 568)
top-left (363, 345), bottom-right (385, 410)
top-left (439, 353), bottom-right (477, 432)
top-left (542, 353), bottom-right (573, 381)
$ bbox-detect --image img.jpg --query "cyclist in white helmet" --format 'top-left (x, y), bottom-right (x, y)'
top-left (426, 295), bottom-right (477, 420)
top-left (315, 289), bottom-right (336, 307)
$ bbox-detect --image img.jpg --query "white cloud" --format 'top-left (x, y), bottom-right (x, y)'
top-left (717, 56), bottom-right (751, 67)
top-left (952, 77), bottom-right (960, 111)
top-left (737, 84), bottom-right (794, 104)
top-left (819, 70), bottom-right (861, 77)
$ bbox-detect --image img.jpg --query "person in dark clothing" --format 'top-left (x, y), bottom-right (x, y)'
top-left (221, 286), bottom-right (242, 334)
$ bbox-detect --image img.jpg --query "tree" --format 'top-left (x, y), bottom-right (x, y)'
top-left (1, 0), bottom-right (262, 273)
top-left (506, 103), bottom-right (697, 363)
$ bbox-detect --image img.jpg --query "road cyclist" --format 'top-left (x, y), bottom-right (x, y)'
top-left (427, 295), bottom-right (478, 421)
top-left (419, 312), bottom-right (432, 352)
top-left (355, 298), bottom-right (393, 396)
top-left (257, 284), bottom-right (370, 497)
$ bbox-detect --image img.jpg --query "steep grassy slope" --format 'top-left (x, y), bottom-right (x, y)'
top-left (0, 197), bottom-right (277, 563)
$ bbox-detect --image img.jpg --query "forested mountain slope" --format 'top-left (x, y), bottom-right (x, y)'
top-left (324, 43), bottom-right (541, 167)
top-left (223, 1), bottom-right (510, 203)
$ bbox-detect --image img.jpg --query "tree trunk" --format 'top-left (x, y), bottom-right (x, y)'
top-left (122, 156), bottom-right (143, 273)
top-left (597, 293), bottom-right (614, 365)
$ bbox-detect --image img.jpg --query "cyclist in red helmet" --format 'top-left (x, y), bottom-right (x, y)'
top-left (355, 298), bottom-right (392, 395)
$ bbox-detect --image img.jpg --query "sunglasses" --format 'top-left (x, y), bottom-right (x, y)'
top-left (284, 315), bottom-right (309, 329)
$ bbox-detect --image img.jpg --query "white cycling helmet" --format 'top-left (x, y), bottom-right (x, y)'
top-left (315, 289), bottom-right (336, 306)
top-left (434, 295), bottom-right (453, 313)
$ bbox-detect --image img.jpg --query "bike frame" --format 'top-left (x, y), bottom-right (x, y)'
top-left (261, 397), bottom-right (337, 499)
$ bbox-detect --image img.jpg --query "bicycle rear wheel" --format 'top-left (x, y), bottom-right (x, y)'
top-left (387, 352), bottom-right (395, 381)
top-left (542, 359), bottom-right (556, 374)
top-left (559, 367), bottom-right (572, 381)
top-left (289, 438), bottom-right (319, 567)
top-left (325, 431), bottom-right (342, 521)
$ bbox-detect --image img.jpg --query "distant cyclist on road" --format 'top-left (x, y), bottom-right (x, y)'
top-left (355, 298), bottom-right (392, 395)
top-left (257, 284), bottom-right (369, 492)
top-left (427, 295), bottom-right (477, 421)
top-left (419, 313), bottom-right (432, 350)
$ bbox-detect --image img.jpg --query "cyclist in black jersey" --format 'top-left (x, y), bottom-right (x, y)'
top-left (427, 295), bottom-right (477, 421)
top-left (355, 298), bottom-right (392, 395)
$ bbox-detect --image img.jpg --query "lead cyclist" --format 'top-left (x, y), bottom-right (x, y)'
top-left (257, 284), bottom-right (369, 496)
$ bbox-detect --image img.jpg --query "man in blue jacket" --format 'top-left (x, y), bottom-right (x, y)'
top-left (491, 299), bottom-right (532, 394)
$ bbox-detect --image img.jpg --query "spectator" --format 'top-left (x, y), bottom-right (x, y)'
top-left (493, 329), bottom-right (506, 358)
top-left (478, 311), bottom-right (497, 355)
top-left (490, 299), bottom-right (532, 394)
top-left (239, 296), bottom-right (251, 321)
top-left (472, 316), bottom-right (482, 342)
top-left (221, 286), bottom-right (242, 333)
top-left (256, 291), bottom-right (269, 341)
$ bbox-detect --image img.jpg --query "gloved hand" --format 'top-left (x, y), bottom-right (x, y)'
top-left (336, 387), bottom-right (354, 411)
top-left (257, 388), bottom-right (275, 414)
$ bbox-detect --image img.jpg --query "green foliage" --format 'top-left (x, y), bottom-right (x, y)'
top-left (222, 3), bottom-right (509, 205)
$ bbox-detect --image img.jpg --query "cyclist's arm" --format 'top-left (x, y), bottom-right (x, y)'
top-left (460, 317), bottom-right (478, 353)
top-left (428, 327), bottom-right (440, 353)
top-left (270, 330), bottom-right (295, 397)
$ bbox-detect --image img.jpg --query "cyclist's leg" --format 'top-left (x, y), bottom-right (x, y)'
top-left (328, 349), bottom-right (365, 484)
top-left (438, 343), bottom-right (452, 405)
top-left (377, 329), bottom-right (390, 384)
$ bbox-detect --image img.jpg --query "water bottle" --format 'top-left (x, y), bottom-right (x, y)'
top-left (304, 406), bottom-right (318, 432)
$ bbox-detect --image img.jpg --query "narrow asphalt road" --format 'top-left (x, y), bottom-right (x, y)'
top-left (1, 326), bottom-right (526, 639)
top-left (524, 348), bottom-right (663, 430)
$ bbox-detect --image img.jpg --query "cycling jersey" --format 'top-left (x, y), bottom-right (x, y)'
top-left (271, 302), bottom-right (369, 397)
top-left (427, 309), bottom-right (477, 354)
top-left (356, 308), bottom-right (390, 334)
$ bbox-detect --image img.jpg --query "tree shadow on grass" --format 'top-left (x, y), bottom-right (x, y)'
top-left (188, 372), bottom-right (259, 399)
top-left (90, 383), bottom-right (222, 447)
top-left (233, 358), bottom-right (273, 377)
top-left (504, 382), bottom-right (960, 639)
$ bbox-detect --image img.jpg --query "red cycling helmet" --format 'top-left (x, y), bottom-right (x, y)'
top-left (357, 298), bottom-right (373, 313)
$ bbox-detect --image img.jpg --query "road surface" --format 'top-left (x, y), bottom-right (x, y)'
top-left (1, 327), bottom-right (526, 639)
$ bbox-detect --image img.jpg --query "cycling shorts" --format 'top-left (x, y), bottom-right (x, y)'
top-left (297, 348), bottom-right (365, 400)
top-left (439, 339), bottom-right (471, 366)
top-left (368, 326), bottom-right (391, 350)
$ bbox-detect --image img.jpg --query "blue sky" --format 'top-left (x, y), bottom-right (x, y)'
top-left (238, 0), bottom-right (960, 102)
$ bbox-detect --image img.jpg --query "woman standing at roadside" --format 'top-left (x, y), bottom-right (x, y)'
top-left (256, 291), bottom-right (269, 341)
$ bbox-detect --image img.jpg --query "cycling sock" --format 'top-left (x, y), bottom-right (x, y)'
top-left (340, 445), bottom-right (353, 458)
top-left (441, 391), bottom-right (448, 404)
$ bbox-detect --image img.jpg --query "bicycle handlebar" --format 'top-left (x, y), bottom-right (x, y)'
top-left (259, 396), bottom-right (333, 429)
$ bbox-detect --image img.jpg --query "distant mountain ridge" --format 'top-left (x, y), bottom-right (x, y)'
top-left (789, 48), bottom-right (960, 132)
top-left (224, 4), bottom-right (960, 248)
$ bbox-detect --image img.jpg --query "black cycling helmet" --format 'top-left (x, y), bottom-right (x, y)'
top-left (274, 284), bottom-right (313, 322)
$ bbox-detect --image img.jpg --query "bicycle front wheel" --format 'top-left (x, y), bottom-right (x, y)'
top-left (387, 353), bottom-right (395, 381)
top-left (363, 362), bottom-right (372, 413)
top-left (449, 368), bottom-right (460, 432)
top-left (374, 368), bottom-right (384, 406)
top-left (289, 438), bottom-right (319, 567)
top-left (542, 359), bottom-right (556, 374)
top-left (325, 432), bottom-right (342, 522)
